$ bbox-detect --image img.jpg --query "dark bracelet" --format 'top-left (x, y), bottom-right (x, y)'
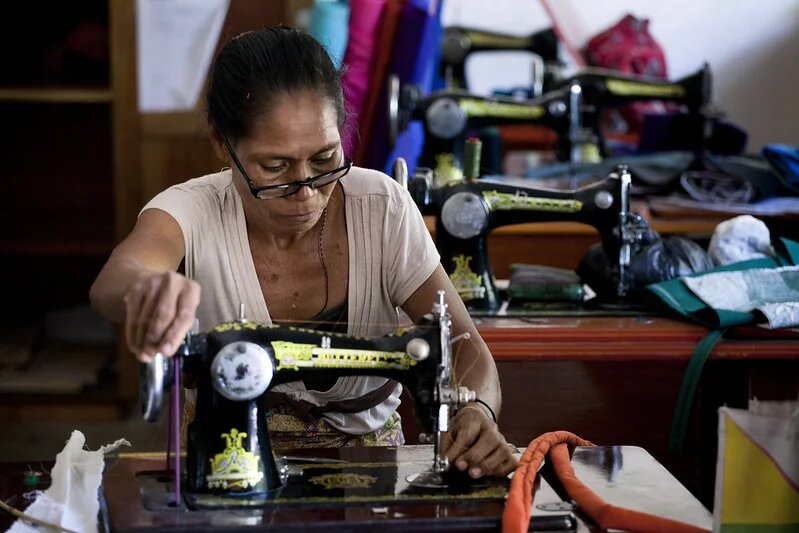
top-left (474, 398), bottom-right (497, 424)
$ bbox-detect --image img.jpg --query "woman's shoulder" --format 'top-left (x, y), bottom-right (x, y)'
top-left (143, 169), bottom-right (234, 218)
top-left (168, 169), bottom-right (233, 198)
top-left (341, 165), bottom-right (408, 206)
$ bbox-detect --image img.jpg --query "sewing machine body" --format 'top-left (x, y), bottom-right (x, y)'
top-left (182, 319), bottom-right (443, 496)
top-left (391, 64), bottom-right (711, 172)
top-left (398, 164), bottom-right (649, 311)
top-left (141, 292), bottom-right (479, 505)
top-left (439, 26), bottom-right (563, 93)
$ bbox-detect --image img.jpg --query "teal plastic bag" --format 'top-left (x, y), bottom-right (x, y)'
top-left (644, 237), bottom-right (799, 453)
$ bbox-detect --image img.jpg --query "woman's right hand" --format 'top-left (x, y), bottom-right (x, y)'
top-left (123, 271), bottom-right (201, 362)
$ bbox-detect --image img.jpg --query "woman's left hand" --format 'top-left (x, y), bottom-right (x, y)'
top-left (441, 403), bottom-right (518, 478)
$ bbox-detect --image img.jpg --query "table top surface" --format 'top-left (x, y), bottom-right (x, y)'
top-left (0, 445), bottom-right (711, 532)
top-left (474, 314), bottom-right (799, 361)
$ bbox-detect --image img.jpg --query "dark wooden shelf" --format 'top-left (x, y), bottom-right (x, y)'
top-left (0, 216), bottom-right (115, 256)
top-left (0, 237), bottom-right (114, 256)
top-left (0, 381), bottom-right (123, 422)
top-left (0, 86), bottom-right (112, 103)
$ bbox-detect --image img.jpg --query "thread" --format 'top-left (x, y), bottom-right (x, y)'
top-left (22, 470), bottom-right (42, 485)
top-left (464, 137), bottom-right (482, 180)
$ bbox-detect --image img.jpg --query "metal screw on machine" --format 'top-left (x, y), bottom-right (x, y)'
top-left (406, 338), bottom-right (430, 361)
top-left (458, 386), bottom-right (476, 405)
top-left (594, 190), bottom-right (614, 209)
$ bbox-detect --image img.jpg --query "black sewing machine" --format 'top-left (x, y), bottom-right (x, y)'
top-left (138, 291), bottom-right (500, 509)
top-left (439, 26), bottom-right (563, 95)
top-left (393, 144), bottom-right (652, 312)
top-left (389, 64), bottom-right (711, 174)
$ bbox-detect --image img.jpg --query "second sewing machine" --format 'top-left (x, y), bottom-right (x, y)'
top-left (393, 138), bottom-right (653, 312)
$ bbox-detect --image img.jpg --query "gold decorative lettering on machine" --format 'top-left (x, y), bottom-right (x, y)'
top-left (207, 428), bottom-right (264, 490)
top-left (271, 341), bottom-right (417, 371)
top-left (466, 31), bottom-right (531, 49)
top-left (449, 254), bottom-right (486, 300)
top-left (482, 191), bottom-right (583, 212)
top-left (213, 321), bottom-right (262, 333)
top-left (309, 473), bottom-right (378, 490)
top-left (459, 98), bottom-right (545, 120)
top-left (605, 79), bottom-right (686, 98)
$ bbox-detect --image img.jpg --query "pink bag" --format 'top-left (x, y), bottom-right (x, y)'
top-left (584, 14), bottom-right (672, 137)
top-left (584, 14), bottom-right (667, 78)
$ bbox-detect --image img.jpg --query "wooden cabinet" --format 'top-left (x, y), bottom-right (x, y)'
top-left (0, 1), bottom-right (308, 419)
top-left (0, 0), bottom-right (137, 419)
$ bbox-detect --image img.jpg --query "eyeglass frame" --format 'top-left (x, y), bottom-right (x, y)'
top-left (221, 134), bottom-right (352, 200)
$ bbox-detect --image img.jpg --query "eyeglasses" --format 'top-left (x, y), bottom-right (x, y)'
top-left (222, 135), bottom-right (352, 200)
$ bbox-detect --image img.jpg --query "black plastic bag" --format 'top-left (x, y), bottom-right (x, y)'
top-left (578, 235), bottom-right (712, 300)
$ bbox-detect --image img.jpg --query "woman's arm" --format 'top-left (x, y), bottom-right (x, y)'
top-left (90, 209), bottom-right (200, 362)
top-left (401, 264), bottom-right (516, 477)
top-left (401, 265), bottom-right (501, 414)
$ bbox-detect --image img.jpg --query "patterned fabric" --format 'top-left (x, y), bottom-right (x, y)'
top-left (181, 399), bottom-right (404, 449)
top-left (682, 265), bottom-right (799, 328)
top-left (268, 410), bottom-right (405, 449)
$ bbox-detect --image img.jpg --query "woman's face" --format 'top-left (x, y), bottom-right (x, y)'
top-left (229, 89), bottom-right (343, 234)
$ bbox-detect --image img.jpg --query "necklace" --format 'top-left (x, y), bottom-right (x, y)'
top-left (317, 206), bottom-right (329, 317)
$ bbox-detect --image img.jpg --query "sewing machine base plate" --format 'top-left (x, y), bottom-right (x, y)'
top-left (137, 460), bottom-right (508, 511)
top-left (95, 445), bottom-right (712, 531)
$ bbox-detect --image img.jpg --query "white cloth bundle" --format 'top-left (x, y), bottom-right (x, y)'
top-left (7, 430), bottom-right (130, 533)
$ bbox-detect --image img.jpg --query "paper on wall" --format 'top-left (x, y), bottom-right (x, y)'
top-left (137, 0), bottom-right (230, 112)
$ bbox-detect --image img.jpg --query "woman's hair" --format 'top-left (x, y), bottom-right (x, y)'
top-left (206, 26), bottom-right (345, 141)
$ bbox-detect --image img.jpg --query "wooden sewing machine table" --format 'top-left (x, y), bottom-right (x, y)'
top-left (471, 315), bottom-right (799, 507)
top-left (0, 445), bottom-right (711, 531)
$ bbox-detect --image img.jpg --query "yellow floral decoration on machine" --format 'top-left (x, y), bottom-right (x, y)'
top-left (207, 428), bottom-right (263, 490)
top-left (449, 254), bottom-right (485, 300)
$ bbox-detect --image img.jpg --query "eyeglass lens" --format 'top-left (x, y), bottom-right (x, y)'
top-left (255, 166), bottom-right (349, 199)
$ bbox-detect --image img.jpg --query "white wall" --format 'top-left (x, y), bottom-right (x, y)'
top-left (442, 0), bottom-right (799, 152)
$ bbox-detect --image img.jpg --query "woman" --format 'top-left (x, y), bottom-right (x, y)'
top-left (91, 27), bottom-right (516, 478)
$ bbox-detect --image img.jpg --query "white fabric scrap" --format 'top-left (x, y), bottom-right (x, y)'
top-left (708, 215), bottom-right (775, 266)
top-left (683, 265), bottom-right (799, 329)
top-left (7, 430), bottom-right (130, 533)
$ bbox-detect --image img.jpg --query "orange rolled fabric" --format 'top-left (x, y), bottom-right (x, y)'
top-left (502, 431), bottom-right (709, 533)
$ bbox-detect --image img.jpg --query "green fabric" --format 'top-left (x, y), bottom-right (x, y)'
top-left (645, 237), bottom-right (799, 455)
top-left (646, 237), bottom-right (799, 328)
top-left (668, 328), bottom-right (725, 455)
top-left (775, 236), bottom-right (799, 265)
top-left (646, 257), bottom-right (779, 328)
top-left (507, 284), bottom-right (585, 302)
top-left (683, 266), bottom-right (799, 329)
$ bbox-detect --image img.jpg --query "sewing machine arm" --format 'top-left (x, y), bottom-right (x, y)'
top-left (179, 317), bottom-right (445, 434)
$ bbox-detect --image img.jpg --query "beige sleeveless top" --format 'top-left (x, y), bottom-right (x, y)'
top-left (141, 166), bottom-right (440, 434)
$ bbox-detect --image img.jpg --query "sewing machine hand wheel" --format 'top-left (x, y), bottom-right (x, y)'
top-left (140, 352), bottom-right (169, 422)
top-left (388, 74), bottom-right (420, 150)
